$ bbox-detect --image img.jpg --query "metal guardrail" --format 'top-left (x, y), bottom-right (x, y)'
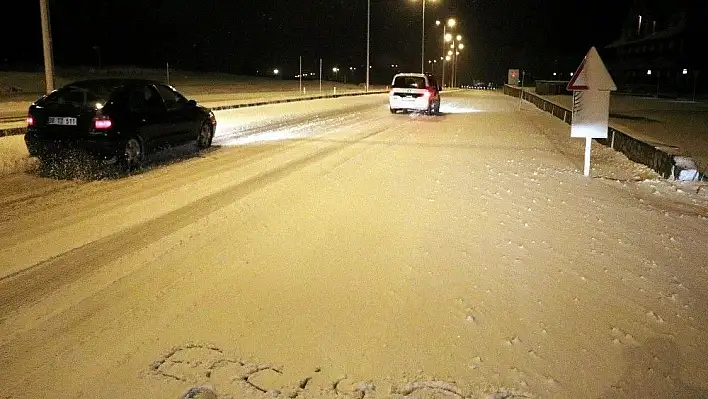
top-left (0, 116), bottom-right (25, 123)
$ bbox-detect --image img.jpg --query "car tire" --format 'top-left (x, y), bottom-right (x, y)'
top-left (122, 137), bottom-right (144, 171)
top-left (434, 101), bottom-right (440, 115)
top-left (197, 121), bottom-right (214, 149)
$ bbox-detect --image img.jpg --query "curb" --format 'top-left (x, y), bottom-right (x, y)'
top-left (0, 90), bottom-right (388, 138)
top-left (503, 85), bottom-right (705, 181)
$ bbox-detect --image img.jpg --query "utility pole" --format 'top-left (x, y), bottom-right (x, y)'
top-left (39, 0), bottom-right (55, 93)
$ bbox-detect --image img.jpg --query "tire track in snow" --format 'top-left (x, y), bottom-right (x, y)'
top-left (0, 124), bottom-right (390, 318)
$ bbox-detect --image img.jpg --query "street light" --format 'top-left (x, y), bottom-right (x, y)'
top-left (438, 18), bottom-right (456, 87)
top-left (412, 0), bottom-right (437, 74)
top-left (445, 33), bottom-right (462, 87)
top-left (273, 69), bottom-right (280, 75)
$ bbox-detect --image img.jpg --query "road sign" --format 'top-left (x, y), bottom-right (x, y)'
top-left (508, 69), bottom-right (520, 85)
top-left (568, 47), bottom-right (617, 177)
top-left (566, 47), bottom-right (616, 92)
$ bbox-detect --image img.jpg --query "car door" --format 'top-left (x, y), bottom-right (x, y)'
top-left (154, 84), bottom-right (198, 144)
top-left (125, 85), bottom-right (170, 151)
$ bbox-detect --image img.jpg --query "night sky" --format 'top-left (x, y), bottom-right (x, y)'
top-left (1, 0), bottom-right (634, 83)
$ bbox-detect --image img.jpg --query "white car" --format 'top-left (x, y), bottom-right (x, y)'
top-left (389, 73), bottom-right (441, 115)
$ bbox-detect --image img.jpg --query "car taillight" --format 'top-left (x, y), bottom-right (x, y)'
top-left (423, 89), bottom-right (434, 98)
top-left (26, 114), bottom-right (35, 127)
top-left (93, 116), bottom-right (113, 130)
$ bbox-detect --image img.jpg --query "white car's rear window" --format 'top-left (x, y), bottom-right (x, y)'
top-left (392, 76), bottom-right (426, 89)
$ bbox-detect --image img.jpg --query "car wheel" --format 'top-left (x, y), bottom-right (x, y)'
top-left (122, 137), bottom-right (143, 171)
top-left (434, 101), bottom-right (440, 114)
top-left (197, 121), bottom-right (214, 149)
top-left (389, 107), bottom-right (397, 114)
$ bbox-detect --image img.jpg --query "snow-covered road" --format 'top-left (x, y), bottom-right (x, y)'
top-left (1, 91), bottom-right (707, 398)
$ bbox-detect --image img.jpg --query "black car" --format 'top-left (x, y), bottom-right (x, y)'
top-left (25, 78), bottom-right (217, 169)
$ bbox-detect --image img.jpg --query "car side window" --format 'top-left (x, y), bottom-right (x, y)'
top-left (128, 86), bottom-right (164, 113)
top-left (155, 84), bottom-right (188, 111)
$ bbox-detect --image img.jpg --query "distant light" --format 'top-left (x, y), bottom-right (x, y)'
top-left (647, 69), bottom-right (652, 75)
top-left (445, 55), bottom-right (451, 61)
top-left (448, 50), bottom-right (453, 56)
top-left (553, 72), bottom-right (557, 76)
top-left (332, 67), bottom-right (339, 73)
top-left (96, 103), bottom-right (104, 109)
top-left (458, 43), bottom-right (464, 50)
top-left (435, 20), bottom-right (441, 26)
top-left (444, 33), bottom-right (452, 42)
top-left (456, 34), bottom-right (462, 41)
top-left (273, 69), bottom-right (279, 75)
top-left (570, 72), bottom-right (574, 77)
top-left (447, 18), bottom-right (456, 28)
top-left (683, 68), bottom-right (688, 75)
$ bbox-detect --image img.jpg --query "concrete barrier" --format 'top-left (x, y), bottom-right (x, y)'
top-left (503, 84), bottom-right (702, 181)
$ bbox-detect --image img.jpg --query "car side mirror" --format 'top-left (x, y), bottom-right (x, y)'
top-left (187, 99), bottom-right (197, 107)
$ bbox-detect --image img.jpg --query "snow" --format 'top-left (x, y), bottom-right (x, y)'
top-left (0, 90), bottom-right (707, 399)
top-left (0, 134), bottom-right (36, 176)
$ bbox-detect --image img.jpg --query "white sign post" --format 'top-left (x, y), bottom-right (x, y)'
top-left (567, 47), bottom-right (617, 177)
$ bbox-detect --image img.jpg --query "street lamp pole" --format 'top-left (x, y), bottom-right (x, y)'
top-left (39, 0), bottom-right (55, 93)
top-left (421, 0), bottom-right (426, 73)
top-left (441, 23), bottom-right (447, 86)
top-left (366, 0), bottom-right (370, 92)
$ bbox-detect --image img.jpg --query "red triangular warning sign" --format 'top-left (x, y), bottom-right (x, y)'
top-left (567, 47), bottom-right (616, 91)
top-left (567, 59), bottom-right (588, 91)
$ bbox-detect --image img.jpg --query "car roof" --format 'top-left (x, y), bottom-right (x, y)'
top-left (67, 78), bottom-right (162, 88)
top-left (393, 73), bottom-right (428, 78)
top-left (63, 78), bottom-right (163, 97)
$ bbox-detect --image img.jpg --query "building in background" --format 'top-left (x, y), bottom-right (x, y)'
top-left (604, 0), bottom-right (707, 97)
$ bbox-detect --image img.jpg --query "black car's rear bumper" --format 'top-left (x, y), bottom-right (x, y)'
top-left (25, 132), bottom-right (123, 161)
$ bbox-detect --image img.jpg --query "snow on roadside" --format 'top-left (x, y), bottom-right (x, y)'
top-left (0, 134), bottom-right (37, 176)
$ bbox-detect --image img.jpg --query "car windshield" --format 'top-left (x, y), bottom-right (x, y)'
top-left (392, 76), bottom-right (426, 89)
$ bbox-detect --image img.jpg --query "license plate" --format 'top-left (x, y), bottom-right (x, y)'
top-left (48, 117), bottom-right (77, 126)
